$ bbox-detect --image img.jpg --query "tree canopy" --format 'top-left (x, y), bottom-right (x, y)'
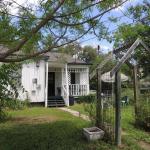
top-left (113, 0), bottom-right (150, 77)
top-left (0, 0), bottom-right (128, 62)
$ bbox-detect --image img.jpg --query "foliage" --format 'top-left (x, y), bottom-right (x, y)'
top-left (121, 88), bottom-right (134, 104)
top-left (4, 99), bottom-right (30, 110)
top-left (0, 63), bottom-right (22, 120)
top-left (76, 94), bottom-right (96, 103)
top-left (113, 1), bottom-right (150, 77)
top-left (0, 0), bottom-right (127, 62)
top-left (136, 93), bottom-right (150, 131)
top-left (78, 46), bottom-right (98, 63)
top-left (57, 42), bottom-right (81, 56)
top-left (70, 104), bottom-right (150, 148)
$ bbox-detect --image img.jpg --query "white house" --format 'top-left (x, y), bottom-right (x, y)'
top-left (21, 52), bottom-right (90, 107)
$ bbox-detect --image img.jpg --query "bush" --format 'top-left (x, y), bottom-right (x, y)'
top-left (122, 88), bottom-right (134, 105)
top-left (136, 94), bottom-right (150, 131)
top-left (83, 102), bottom-right (96, 125)
top-left (4, 99), bottom-right (30, 110)
top-left (77, 94), bottom-right (96, 103)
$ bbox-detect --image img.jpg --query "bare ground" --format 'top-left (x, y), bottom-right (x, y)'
top-left (138, 141), bottom-right (150, 150)
top-left (9, 116), bottom-right (59, 124)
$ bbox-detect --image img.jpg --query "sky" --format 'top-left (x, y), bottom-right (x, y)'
top-left (79, 0), bottom-right (142, 53)
top-left (4, 0), bottom-right (142, 53)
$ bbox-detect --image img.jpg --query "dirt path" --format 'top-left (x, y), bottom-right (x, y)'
top-left (58, 107), bottom-right (90, 121)
top-left (138, 141), bottom-right (150, 150)
top-left (10, 116), bottom-right (58, 124)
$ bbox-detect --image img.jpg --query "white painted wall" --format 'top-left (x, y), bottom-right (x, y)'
top-left (20, 62), bottom-right (90, 104)
top-left (21, 60), bottom-right (46, 102)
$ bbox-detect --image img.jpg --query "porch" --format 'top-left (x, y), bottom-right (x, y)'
top-left (45, 62), bottom-right (89, 107)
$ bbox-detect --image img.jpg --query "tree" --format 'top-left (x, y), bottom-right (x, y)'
top-left (0, 0), bottom-right (128, 62)
top-left (113, 0), bottom-right (150, 77)
top-left (78, 46), bottom-right (98, 63)
top-left (112, 1), bottom-right (150, 129)
top-left (57, 42), bottom-right (81, 56)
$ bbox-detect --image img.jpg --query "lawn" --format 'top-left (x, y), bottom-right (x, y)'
top-left (0, 107), bottom-right (115, 150)
top-left (70, 104), bottom-right (150, 150)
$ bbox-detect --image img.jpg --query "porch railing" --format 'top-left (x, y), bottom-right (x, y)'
top-left (69, 84), bottom-right (87, 96)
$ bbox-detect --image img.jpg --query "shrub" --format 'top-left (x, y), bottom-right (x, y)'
top-left (75, 94), bottom-right (97, 124)
top-left (136, 94), bottom-right (150, 131)
top-left (4, 99), bottom-right (30, 110)
top-left (83, 102), bottom-right (96, 124)
top-left (121, 88), bottom-right (134, 105)
top-left (77, 94), bottom-right (96, 103)
top-left (0, 63), bottom-right (22, 121)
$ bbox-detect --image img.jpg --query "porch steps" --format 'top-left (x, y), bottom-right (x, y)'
top-left (48, 96), bottom-right (65, 107)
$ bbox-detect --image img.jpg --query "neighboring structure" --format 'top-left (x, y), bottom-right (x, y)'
top-left (21, 52), bottom-right (90, 107)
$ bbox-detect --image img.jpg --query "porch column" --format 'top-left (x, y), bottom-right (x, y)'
top-left (61, 68), bottom-right (63, 96)
top-left (45, 61), bottom-right (48, 107)
top-left (65, 64), bottom-right (69, 106)
top-left (87, 67), bottom-right (90, 95)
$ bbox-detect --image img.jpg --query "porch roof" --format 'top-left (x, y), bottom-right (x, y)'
top-left (44, 52), bottom-right (89, 65)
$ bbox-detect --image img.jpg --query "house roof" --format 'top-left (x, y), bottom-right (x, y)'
top-left (0, 45), bottom-right (88, 65)
top-left (44, 52), bottom-right (88, 65)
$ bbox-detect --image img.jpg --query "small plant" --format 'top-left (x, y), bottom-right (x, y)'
top-left (83, 101), bottom-right (96, 125)
top-left (4, 99), bottom-right (30, 110)
top-left (77, 94), bottom-right (96, 103)
top-left (136, 94), bottom-right (150, 131)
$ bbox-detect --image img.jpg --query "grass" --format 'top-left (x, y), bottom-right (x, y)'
top-left (70, 103), bottom-right (150, 150)
top-left (0, 106), bottom-right (149, 150)
top-left (69, 103), bottom-right (89, 115)
top-left (0, 107), bottom-right (116, 150)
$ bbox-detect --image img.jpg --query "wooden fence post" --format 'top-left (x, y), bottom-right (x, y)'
top-left (96, 69), bottom-right (102, 127)
top-left (115, 71), bottom-right (121, 146)
top-left (133, 65), bottom-right (139, 122)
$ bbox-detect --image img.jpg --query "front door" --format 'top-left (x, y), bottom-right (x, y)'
top-left (71, 72), bottom-right (75, 84)
top-left (48, 72), bottom-right (55, 97)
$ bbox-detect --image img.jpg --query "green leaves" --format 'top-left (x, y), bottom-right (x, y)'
top-left (0, 63), bottom-right (21, 101)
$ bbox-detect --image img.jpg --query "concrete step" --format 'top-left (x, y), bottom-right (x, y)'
top-left (47, 97), bottom-right (65, 107)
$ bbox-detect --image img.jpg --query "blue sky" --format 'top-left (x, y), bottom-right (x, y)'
top-left (80, 0), bottom-right (142, 53)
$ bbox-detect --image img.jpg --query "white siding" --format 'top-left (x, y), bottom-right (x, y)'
top-left (21, 60), bottom-right (46, 102)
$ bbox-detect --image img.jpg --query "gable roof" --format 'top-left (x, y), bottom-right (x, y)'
top-left (44, 52), bottom-right (88, 65)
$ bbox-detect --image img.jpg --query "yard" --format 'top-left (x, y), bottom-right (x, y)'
top-left (69, 104), bottom-right (150, 150)
top-left (0, 106), bottom-right (150, 150)
top-left (0, 107), bottom-right (114, 150)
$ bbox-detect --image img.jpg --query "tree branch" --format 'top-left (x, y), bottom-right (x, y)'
top-left (52, 0), bottom-right (128, 27)
top-left (0, 27), bottom-right (92, 62)
top-left (0, 0), bottom-right (65, 59)
top-left (54, 0), bottom-right (105, 18)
